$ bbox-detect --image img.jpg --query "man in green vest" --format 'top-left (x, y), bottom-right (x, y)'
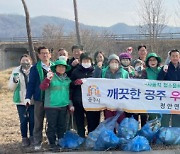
top-left (25, 46), bottom-right (53, 150)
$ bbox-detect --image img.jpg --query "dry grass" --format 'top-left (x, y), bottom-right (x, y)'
top-left (0, 68), bottom-right (23, 153)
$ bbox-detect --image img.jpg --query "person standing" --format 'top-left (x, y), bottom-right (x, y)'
top-left (25, 46), bottom-right (53, 150)
top-left (70, 53), bottom-right (100, 137)
top-left (8, 54), bottom-right (34, 147)
top-left (132, 45), bottom-right (148, 68)
top-left (40, 60), bottom-right (74, 151)
top-left (57, 48), bottom-right (69, 63)
top-left (158, 49), bottom-right (180, 127)
top-left (68, 45), bottom-right (84, 77)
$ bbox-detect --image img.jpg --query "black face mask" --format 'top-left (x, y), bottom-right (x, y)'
top-left (21, 63), bottom-right (31, 69)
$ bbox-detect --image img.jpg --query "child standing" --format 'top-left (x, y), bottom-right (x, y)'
top-left (40, 60), bottom-right (74, 150)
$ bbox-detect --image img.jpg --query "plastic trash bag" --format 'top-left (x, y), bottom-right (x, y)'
top-left (138, 116), bottom-right (161, 142)
top-left (118, 116), bottom-right (139, 140)
top-left (59, 131), bottom-right (85, 149)
top-left (156, 127), bottom-right (180, 145)
top-left (85, 112), bottom-right (122, 149)
top-left (123, 135), bottom-right (151, 152)
top-left (94, 129), bottom-right (120, 151)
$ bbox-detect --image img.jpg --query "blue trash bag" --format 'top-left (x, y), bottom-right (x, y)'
top-left (138, 116), bottom-right (161, 143)
top-left (123, 135), bottom-right (151, 152)
top-left (59, 131), bottom-right (85, 149)
top-left (156, 127), bottom-right (180, 145)
top-left (85, 112), bottom-right (122, 149)
top-left (118, 116), bottom-right (139, 140)
top-left (94, 129), bottom-right (120, 151)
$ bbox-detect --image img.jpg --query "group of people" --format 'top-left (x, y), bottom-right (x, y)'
top-left (8, 44), bottom-right (180, 151)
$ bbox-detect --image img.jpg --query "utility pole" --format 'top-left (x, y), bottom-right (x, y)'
top-left (73, 0), bottom-right (81, 45)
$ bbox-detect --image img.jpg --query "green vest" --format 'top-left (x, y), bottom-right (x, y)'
top-left (13, 82), bottom-right (21, 103)
top-left (36, 60), bottom-right (54, 101)
top-left (44, 74), bottom-right (71, 108)
top-left (146, 67), bottom-right (161, 80)
top-left (102, 66), bottom-right (129, 78)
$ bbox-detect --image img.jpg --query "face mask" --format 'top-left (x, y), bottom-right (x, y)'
top-left (82, 63), bottom-right (91, 68)
top-left (21, 62), bottom-right (31, 70)
top-left (59, 56), bottom-right (67, 61)
top-left (109, 63), bottom-right (119, 70)
top-left (121, 59), bottom-right (130, 67)
top-left (135, 65), bottom-right (143, 73)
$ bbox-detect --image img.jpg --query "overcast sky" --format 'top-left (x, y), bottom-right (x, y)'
top-left (0, 0), bottom-right (179, 27)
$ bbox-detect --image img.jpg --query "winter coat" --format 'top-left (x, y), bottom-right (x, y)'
top-left (158, 62), bottom-right (180, 81)
top-left (102, 66), bottom-right (129, 79)
top-left (8, 66), bottom-right (33, 105)
top-left (70, 65), bottom-right (94, 103)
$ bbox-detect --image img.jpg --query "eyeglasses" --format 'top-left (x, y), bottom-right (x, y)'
top-left (40, 52), bottom-right (50, 55)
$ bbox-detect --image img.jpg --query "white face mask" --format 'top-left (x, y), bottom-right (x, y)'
top-left (59, 56), bottom-right (67, 61)
top-left (82, 63), bottom-right (91, 68)
top-left (109, 63), bottom-right (119, 70)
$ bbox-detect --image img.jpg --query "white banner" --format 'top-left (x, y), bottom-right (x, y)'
top-left (82, 78), bottom-right (180, 114)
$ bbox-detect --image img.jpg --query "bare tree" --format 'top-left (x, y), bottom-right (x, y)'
top-left (73, 0), bottom-right (81, 45)
top-left (138, 0), bottom-right (167, 51)
top-left (21, 0), bottom-right (37, 63)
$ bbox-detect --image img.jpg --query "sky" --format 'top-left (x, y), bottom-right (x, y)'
top-left (0, 0), bottom-right (179, 27)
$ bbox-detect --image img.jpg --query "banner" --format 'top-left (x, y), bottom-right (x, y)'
top-left (82, 78), bottom-right (180, 114)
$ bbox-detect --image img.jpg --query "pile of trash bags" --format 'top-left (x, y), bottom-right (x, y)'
top-left (59, 112), bottom-right (180, 152)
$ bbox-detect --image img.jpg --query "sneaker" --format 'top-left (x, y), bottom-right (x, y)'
top-left (34, 143), bottom-right (42, 151)
top-left (22, 138), bottom-right (30, 147)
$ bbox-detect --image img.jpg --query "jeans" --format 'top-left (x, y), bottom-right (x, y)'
top-left (45, 107), bottom-right (67, 145)
top-left (33, 101), bottom-right (45, 145)
top-left (17, 105), bottom-right (34, 138)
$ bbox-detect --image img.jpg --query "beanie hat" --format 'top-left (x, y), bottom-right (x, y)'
top-left (119, 52), bottom-right (132, 60)
top-left (108, 54), bottom-right (120, 63)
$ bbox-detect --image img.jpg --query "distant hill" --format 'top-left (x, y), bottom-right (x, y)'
top-left (0, 14), bottom-right (180, 37)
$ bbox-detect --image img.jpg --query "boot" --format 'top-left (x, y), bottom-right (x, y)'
top-left (29, 136), bottom-right (34, 145)
top-left (22, 138), bottom-right (30, 147)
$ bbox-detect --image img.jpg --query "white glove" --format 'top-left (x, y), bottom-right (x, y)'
top-left (69, 106), bottom-right (75, 112)
top-left (47, 71), bottom-right (54, 80)
top-left (25, 99), bottom-right (31, 106)
top-left (163, 65), bottom-right (168, 72)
